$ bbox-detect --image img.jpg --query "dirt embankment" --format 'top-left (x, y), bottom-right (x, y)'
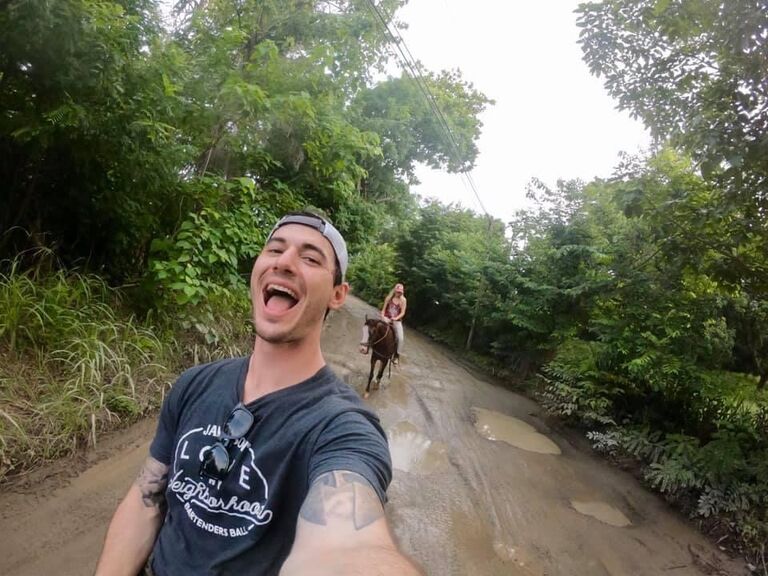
top-left (0, 296), bottom-right (748, 576)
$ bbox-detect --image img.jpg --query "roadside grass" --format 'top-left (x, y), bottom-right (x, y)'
top-left (0, 261), bottom-right (255, 483)
top-left (539, 338), bottom-right (768, 563)
top-left (0, 263), bottom-right (173, 482)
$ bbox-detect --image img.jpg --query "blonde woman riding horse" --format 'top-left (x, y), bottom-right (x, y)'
top-left (381, 282), bottom-right (406, 365)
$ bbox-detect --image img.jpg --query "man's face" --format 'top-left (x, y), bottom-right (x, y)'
top-left (250, 224), bottom-right (348, 344)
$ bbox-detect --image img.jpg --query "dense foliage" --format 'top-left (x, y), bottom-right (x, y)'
top-left (387, 159), bottom-right (767, 555)
top-left (1, 0), bottom-right (489, 284)
top-left (364, 0), bottom-right (767, 557)
top-left (0, 0), bottom-right (490, 478)
top-left (363, 0), bottom-right (768, 557)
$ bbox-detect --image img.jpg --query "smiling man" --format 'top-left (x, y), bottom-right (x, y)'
top-left (95, 212), bottom-right (421, 576)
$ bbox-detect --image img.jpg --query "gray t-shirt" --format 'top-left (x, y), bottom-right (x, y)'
top-left (149, 357), bottom-right (391, 576)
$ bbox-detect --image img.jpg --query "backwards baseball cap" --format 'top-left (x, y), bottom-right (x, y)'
top-left (267, 212), bottom-right (348, 280)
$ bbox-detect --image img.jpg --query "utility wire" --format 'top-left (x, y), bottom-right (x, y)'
top-left (383, 7), bottom-right (488, 215)
top-left (365, 0), bottom-right (490, 217)
top-left (365, 0), bottom-right (497, 350)
top-left (386, 17), bottom-right (489, 215)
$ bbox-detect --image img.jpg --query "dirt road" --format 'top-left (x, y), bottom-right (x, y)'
top-left (0, 296), bottom-right (747, 575)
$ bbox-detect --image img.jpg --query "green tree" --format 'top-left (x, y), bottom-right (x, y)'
top-left (1, 0), bottom-right (491, 297)
top-left (577, 0), bottom-right (768, 206)
top-left (610, 149), bottom-right (768, 389)
top-left (0, 0), bottom-right (186, 277)
top-left (507, 178), bottom-right (609, 345)
top-left (577, 0), bottom-right (768, 390)
top-left (394, 201), bottom-right (510, 352)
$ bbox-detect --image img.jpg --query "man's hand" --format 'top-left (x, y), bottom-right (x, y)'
top-left (280, 471), bottom-right (422, 576)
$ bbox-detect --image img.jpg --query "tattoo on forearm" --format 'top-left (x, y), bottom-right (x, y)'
top-left (300, 471), bottom-right (385, 530)
top-left (135, 457), bottom-right (169, 511)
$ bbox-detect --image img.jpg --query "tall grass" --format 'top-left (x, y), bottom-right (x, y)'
top-left (0, 262), bottom-right (174, 481)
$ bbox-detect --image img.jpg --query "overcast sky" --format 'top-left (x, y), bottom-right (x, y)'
top-left (393, 0), bottom-right (651, 221)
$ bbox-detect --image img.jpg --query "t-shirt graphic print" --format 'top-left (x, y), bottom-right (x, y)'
top-left (169, 421), bottom-right (274, 538)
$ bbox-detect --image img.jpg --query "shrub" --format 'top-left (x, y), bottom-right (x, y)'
top-left (544, 337), bottom-right (768, 557)
top-left (346, 241), bottom-right (397, 304)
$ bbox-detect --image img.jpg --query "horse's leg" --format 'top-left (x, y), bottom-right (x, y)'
top-left (365, 358), bottom-right (375, 399)
top-left (376, 359), bottom-right (387, 390)
top-left (359, 324), bottom-right (370, 354)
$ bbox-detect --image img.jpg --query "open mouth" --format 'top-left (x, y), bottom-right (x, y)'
top-left (263, 283), bottom-right (299, 314)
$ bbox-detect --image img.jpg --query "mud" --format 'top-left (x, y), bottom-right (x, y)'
top-left (0, 295), bottom-right (747, 576)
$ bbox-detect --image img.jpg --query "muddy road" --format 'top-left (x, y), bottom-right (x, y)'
top-left (0, 296), bottom-right (747, 575)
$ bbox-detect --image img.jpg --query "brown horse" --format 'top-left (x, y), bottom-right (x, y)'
top-left (362, 317), bottom-right (396, 398)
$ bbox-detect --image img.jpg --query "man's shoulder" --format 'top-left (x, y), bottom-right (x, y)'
top-left (319, 373), bottom-right (382, 429)
top-left (303, 368), bottom-right (364, 410)
top-left (182, 355), bottom-right (246, 376)
top-left (173, 356), bottom-right (247, 394)
top-left (322, 369), bottom-right (364, 402)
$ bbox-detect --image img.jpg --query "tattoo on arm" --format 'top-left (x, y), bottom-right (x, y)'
top-left (135, 456), bottom-right (169, 511)
top-left (300, 471), bottom-right (385, 530)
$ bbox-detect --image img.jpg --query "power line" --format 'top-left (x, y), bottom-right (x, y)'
top-left (384, 14), bottom-right (489, 216)
top-left (365, 0), bottom-right (498, 351)
top-left (364, 0), bottom-right (490, 217)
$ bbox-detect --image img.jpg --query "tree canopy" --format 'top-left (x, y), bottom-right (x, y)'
top-left (0, 0), bottom-right (491, 288)
top-left (577, 0), bottom-right (768, 200)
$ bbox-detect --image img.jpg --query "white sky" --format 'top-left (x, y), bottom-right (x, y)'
top-left (394, 0), bottom-right (651, 220)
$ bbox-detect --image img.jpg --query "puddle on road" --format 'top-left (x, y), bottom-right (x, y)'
top-left (451, 510), bottom-right (544, 576)
top-left (492, 540), bottom-right (539, 569)
top-left (387, 421), bottom-right (448, 474)
top-left (570, 500), bottom-right (632, 527)
top-left (471, 407), bottom-right (561, 455)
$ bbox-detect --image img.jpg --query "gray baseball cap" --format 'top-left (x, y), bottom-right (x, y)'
top-left (267, 212), bottom-right (348, 280)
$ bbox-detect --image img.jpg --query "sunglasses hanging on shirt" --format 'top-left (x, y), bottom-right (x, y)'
top-left (199, 403), bottom-right (255, 481)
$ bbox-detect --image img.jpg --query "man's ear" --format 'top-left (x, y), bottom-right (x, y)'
top-left (328, 282), bottom-right (349, 311)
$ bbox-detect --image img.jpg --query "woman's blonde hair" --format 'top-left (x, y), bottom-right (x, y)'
top-left (384, 283), bottom-right (403, 305)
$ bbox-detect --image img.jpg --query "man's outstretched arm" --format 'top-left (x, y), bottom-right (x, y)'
top-left (280, 470), bottom-right (423, 576)
top-left (95, 456), bottom-right (169, 576)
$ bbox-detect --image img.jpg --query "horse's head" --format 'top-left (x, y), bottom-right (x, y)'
top-left (364, 316), bottom-right (386, 338)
